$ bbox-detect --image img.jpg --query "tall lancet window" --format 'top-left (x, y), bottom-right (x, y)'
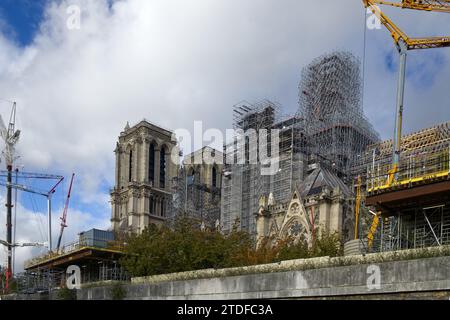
top-left (160, 146), bottom-right (166, 188)
top-left (149, 196), bottom-right (154, 214)
top-left (129, 150), bottom-right (133, 182)
top-left (161, 200), bottom-right (165, 217)
top-left (149, 143), bottom-right (155, 183)
top-left (212, 166), bottom-right (217, 188)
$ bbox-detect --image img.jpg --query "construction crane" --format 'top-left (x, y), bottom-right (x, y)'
top-left (367, 210), bottom-right (381, 249)
top-left (0, 104), bottom-right (65, 291)
top-left (56, 173), bottom-right (75, 253)
top-left (0, 170), bottom-right (64, 252)
top-left (362, 0), bottom-right (450, 247)
top-left (0, 239), bottom-right (47, 248)
top-left (0, 102), bottom-right (20, 292)
top-left (374, 0), bottom-right (450, 12)
top-left (354, 176), bottom-right (362, 240)
top-left (362, 0), bottom-right (450, 183)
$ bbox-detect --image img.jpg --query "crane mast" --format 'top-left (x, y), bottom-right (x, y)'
top-left (0, 102), bottom-right (20, 291)
top-left (362, 0), bottom-right (450, 183)
top-left (56, 173), bottom-right (75, 252)
top-left (362, 0), bottom-right (450, 248)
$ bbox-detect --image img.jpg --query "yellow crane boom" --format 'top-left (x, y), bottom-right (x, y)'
top-left (367, 212), bottom-right (380, 249)
top-left (363, 0), bottom-right (450, 184)
top-left (374, 0), bottom-right (450, 12)
top-left (363, 0), bottom-right (450, 50)
top-left (362, 0), bottom-right (450, 249)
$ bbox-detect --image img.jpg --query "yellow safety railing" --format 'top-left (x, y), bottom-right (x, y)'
top-left (367, 147), bottom-right (450, 193)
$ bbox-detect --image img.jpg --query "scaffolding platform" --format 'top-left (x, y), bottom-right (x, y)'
top-left (19, 230), bottom-right (128, 293)
top-left (366, 179), bottom-right (450, 212)
top-left (364, 123), bottom-right (450, 212)
top-left (361, 123), bottom-right (450, 252)
top-left (24, 243), bottom-right (124, 271)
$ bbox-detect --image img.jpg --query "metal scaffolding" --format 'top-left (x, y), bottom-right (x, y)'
top-left (360, 122), bottom-right (450, 253)
top-left (172, 164), bottom-right (221, 228)
top-left (14, 261), bottom-right (130, 295)
top-left (367, 204), bottom-right (450, 252)
top-left (221, 52), bottom-right (380, 236)
top-left (221, 100), bottom-right (307, 234)
top-left (364, 122), bottom-right (450, 193)
top-left (299, 51), bottom-right (380, 182)
top-left (15, 269), bottom-right (65, 294)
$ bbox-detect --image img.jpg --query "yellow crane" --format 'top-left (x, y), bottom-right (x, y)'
top-left (354, 176), bottom-right (362, 240)
top-left (362, 0), bottom-right (450, 183)
top-left (375, 0), bottom-right (450, 12)
top-left (367, 211), bottom-right (381, 248)
top-left (362, 0), bottom-right (450, 248)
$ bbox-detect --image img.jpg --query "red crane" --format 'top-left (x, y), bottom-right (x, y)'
top-left (56, 173), bottom-right (75, 252)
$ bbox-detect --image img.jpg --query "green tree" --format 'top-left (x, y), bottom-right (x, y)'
top-left (120, 216), bottom-right (344, 277)
top-left (310, 230), bottom-right (343, 258)
top-left (276, 237), bottom-right (310, 261)
top-left (120, 216), bottom-right (256, 276)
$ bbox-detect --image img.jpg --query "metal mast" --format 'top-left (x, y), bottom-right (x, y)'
top-left (56, 173), bottom-right (75, 252)
top-left (0, 102), bottom-right (20, 286)
top-left (362, 0), bottom-right (450, 182)
top-left (0, 171), bottom-right (64, 253)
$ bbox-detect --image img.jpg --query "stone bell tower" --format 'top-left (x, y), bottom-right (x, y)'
top-left (110, 120), bottom-right (178, 234)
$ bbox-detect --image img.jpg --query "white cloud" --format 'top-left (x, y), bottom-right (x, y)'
top-left (0, 0), bottom-right (363, 206)
top-left (0, 0), bottom-right (449, 271)
top-left (0, 194), bottom-right (108, 272)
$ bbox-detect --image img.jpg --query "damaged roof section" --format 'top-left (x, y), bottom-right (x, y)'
top-left (299, 166), bottom-right (352, 198)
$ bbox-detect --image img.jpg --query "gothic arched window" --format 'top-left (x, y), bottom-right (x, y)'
top-left (149, 143), bottom-right (155, 183)
top-left (194, 168), bottom-right (200, 184)
top-left (128, 150), bottom-right (133, 182)
top-left (149, 196), bottom-right (154, 215)
top-left (160, 199), bottom-right (165, 217)
top-left (160, 146), bottom-right (166, 188)
top-left (187, 168), bottom-right (195, 185)
top-left (212, 166), bottom-right (217, 188)
top-left (245, 136), bottom-right (250, 164)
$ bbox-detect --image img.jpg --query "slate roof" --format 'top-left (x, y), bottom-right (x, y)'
top-left (298, 166), bottom-right (352, 198)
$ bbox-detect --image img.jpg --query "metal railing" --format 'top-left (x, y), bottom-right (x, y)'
top-left (24, 238), bottom-right (126, 269)
top-left (367, 147), bottom-right (450, 193)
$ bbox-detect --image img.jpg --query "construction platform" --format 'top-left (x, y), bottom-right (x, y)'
top-left (361, 122), bottom-right (450, 251)
top-left (18, 229), bottom-right (128, 292)
top-left (366, 179), bottom-right (450, 211)
top-left (365, 122), bottom-right (450, 212)
top-left (24, 243), bottom-right (124, 271)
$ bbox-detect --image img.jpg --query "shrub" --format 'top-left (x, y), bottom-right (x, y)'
top-left (276, 238), bottom-right (310, 262)
top-left (120, 216), bottom-right (344, 277)
top-left (120, 216), bottom-right (256, 276)
top-left (56, 287), bottom-right (77, 300)
top-left (310, 230), bottom-right (343, 258)
top-left (111, 282), bottom-right (126, 300)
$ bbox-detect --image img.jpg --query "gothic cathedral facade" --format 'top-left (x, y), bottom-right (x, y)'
top-left (111, 120), bottom-right (177, 233)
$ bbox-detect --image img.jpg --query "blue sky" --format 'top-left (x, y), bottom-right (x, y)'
top-left (0, 0), bottom-right (449, 270)
top-left (0, 0), bottom-right (48, 47)
top-left (0, 1), bottom-right (111, 234)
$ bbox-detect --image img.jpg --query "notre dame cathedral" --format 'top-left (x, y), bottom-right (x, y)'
top-left (111, 120), bottom-right (223, 234)
top-left (110, 120), bottom-right (178, 233)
